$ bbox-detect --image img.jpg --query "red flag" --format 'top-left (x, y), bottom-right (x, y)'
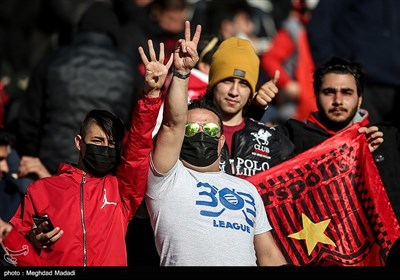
top-left (246, 123), bottom-right (400, 266)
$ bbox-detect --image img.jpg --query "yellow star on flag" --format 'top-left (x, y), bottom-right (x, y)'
top-left (288, 213), bottom-right (336, 255)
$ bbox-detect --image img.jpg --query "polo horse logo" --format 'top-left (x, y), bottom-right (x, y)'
top-left (251, 128), bottom-right (272, 146)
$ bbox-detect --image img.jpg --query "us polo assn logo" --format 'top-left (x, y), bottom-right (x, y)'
top-left (251, 128), bottom-right (271, 157)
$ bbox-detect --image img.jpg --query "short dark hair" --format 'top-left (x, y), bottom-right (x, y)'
top-left (313, 57), bottom-right (365, 97)
top-left (80, 109), bottom-right (125, 147)
top-left (188, 98), bottom-right (224, 135)
top-left (0, 128), bottom-right (16, 147)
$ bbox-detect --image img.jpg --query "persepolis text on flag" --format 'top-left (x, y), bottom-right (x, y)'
top-left (246, 123), bottom-right (400, 266)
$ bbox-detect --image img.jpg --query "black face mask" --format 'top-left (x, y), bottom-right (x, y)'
top-left (180, 132), bottom-right (219, 167)
top-left (82, 143), bottom-right (120, 177)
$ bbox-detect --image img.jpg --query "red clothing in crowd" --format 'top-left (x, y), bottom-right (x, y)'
top-left (188, 68), bottom-right (208, 101)
top-left (3, 94), bottom-right (163, 266)
top-left (260, 18), bottom-right (316, 121)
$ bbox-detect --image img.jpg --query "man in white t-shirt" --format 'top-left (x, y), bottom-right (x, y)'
top-left (140, 21), bottom-right (287, 266)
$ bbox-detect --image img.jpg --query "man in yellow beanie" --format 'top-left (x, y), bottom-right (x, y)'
top-left (205, 37), bottom-right (295, 177)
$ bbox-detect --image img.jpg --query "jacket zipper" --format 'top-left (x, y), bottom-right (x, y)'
top-left (80, 173), bottom-right (87, 266)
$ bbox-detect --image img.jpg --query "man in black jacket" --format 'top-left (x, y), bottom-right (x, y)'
top-left (204, 37), bottom-right (295, 178)
top-left (282, 57), bottom-right (399, 225)
top-left (307, 0), bottom-right (400, 130)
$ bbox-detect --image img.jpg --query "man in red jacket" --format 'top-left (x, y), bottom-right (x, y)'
top-left (1, 37), bottom-right (171, 266)
top-left (260, 0), bottom-right (316, 125)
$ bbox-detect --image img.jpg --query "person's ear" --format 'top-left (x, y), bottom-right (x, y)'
top-left (75, 135), bottom-right (83, 151)
top-left (358, 96), bottom-right (363, 110)
top-left (218, 134), bottom-right (225, 150)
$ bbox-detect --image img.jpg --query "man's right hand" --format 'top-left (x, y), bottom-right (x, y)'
top-left (172, 21), bottom-right (201, 76)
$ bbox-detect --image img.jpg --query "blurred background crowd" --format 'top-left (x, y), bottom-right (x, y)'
top-left (1, 0), bottom-right (400, 266)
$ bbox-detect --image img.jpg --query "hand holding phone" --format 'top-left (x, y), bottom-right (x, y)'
top-left (32, 215), bottom-right (55, 233)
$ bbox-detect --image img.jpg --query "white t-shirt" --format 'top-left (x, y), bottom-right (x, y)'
top-left (146, 159), bottom-right (272, 266)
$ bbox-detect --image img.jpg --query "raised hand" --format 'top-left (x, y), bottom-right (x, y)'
top-left (138, 40), bottom-right (173, 96)
top-left (173, 21), bottom-right (202, 76)
top-left (253, 70), bottom-right (280, 108)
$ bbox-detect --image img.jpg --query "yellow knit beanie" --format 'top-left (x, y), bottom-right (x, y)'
top-left (207, 37), bottom-right (259, 94)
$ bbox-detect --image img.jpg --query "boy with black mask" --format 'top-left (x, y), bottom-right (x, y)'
top-left (78, 110), bottom-right (125, 177)
top-left (2, 40), bottom-right (169, 266)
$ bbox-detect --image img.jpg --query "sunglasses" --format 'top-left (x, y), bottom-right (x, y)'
top-left (184, 122), bottom-right (220, 138)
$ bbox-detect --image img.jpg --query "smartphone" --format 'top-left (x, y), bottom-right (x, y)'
top-left (32, 215), bottom-right (55, 233)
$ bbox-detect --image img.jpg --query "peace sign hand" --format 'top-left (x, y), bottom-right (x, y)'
top-left (173, 21), bottom-right (202, 76)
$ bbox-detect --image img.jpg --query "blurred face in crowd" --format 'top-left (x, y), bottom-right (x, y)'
top-left (212, 77), bottom-right (252, 124)
top-left (155, 8), bottom-right (186, 34)
top-left (220, 11), bottom-right (254, 40)
top-left (316, 73), bottom-right (362, 131)
top-left (231, 11), bottom-right (254, 38)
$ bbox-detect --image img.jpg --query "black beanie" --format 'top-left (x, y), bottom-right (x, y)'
top-left (78, 1), bottom-right (121, 46)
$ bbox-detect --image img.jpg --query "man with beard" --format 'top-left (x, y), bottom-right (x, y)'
top-left (281, 57), bottom-right (399, 224)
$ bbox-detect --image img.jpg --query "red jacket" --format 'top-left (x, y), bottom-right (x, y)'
top-left (3, 94), bottom-right (162, 266)
top-left (188, 68), bottom-right (208, 101)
